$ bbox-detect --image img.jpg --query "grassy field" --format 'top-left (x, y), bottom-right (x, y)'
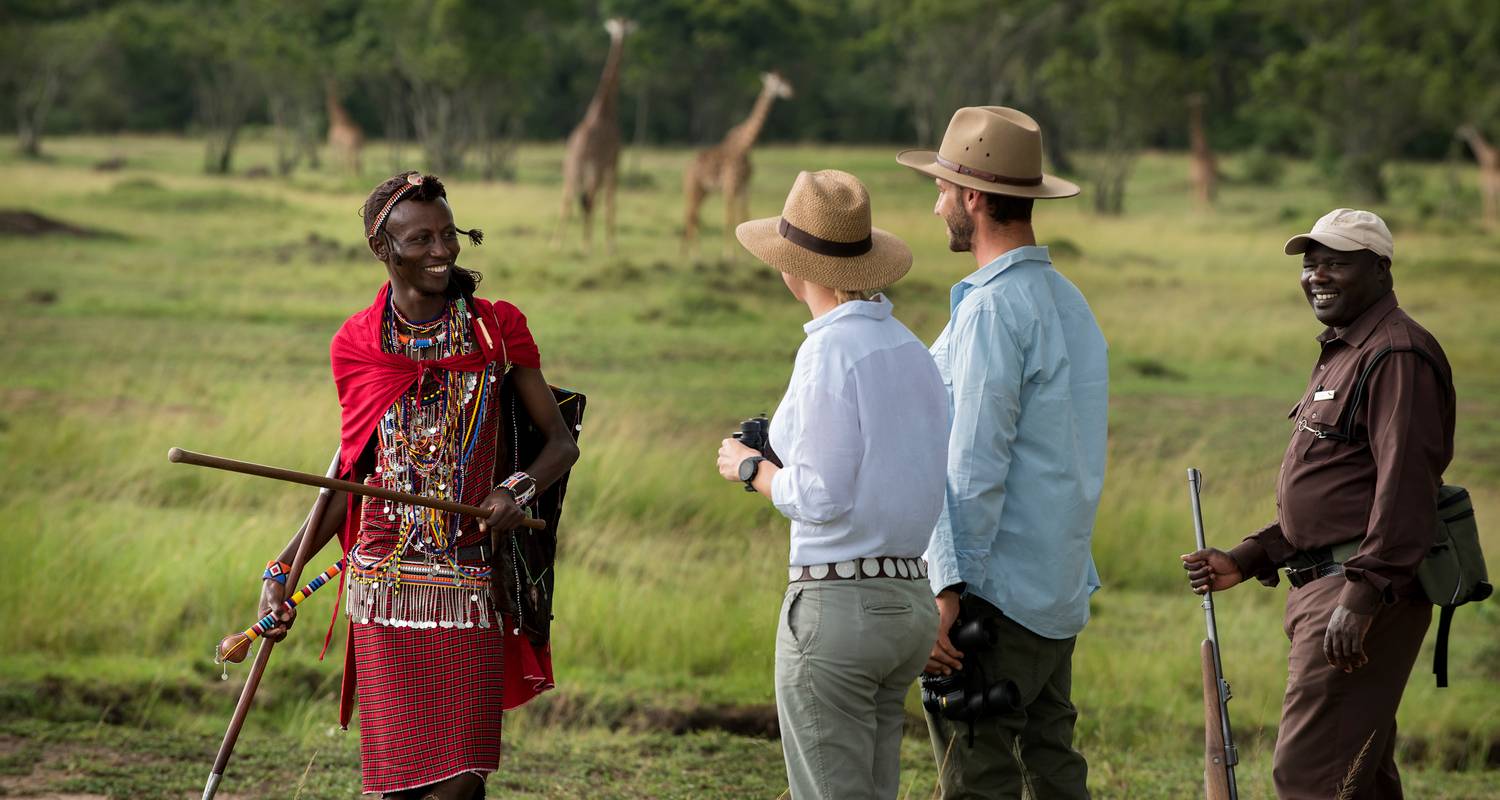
top-left (1, 134), bottom-right (1497, 798)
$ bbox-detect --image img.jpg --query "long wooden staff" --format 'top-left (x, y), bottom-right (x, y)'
top-left (202, 449), bottom-right (340, 800)
top-left (167, 447), bottom-right (546, 530)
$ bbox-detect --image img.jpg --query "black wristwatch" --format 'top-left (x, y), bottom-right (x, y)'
top-left (738, 456), bottom-right (766, 492)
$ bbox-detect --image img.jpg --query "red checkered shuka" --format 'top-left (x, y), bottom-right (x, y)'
top-left (351, 347), bottom-right (506, 793)
top-left (353, 620), bottom-right (504, 793)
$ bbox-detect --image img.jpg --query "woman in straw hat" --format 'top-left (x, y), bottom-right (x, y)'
top-left (715, 169), bottom-right (949, 799)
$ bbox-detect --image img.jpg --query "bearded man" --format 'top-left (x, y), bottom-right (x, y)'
top-left (897, 106), bottom-right (1107, 799)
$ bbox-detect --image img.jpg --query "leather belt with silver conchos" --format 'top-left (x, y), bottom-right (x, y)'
top-left (789, 557), bottom-right (927, 583)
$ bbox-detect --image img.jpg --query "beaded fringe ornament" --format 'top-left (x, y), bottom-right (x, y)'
top-left (347, 562), bottom-right (494, 629)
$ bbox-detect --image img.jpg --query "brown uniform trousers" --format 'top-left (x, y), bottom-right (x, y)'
top-left (1274, 574), bottom-right (1431, 799)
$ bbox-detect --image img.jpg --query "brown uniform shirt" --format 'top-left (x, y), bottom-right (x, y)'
top-left (1229, 292), bottom-right (1455, 614)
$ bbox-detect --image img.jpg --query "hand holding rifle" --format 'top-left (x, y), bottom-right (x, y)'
top-left (1180, 548), bottom-right (1244, 595)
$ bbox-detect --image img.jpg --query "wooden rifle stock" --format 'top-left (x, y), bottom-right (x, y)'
top-left (1202, 640), bottom-right (1234, 800)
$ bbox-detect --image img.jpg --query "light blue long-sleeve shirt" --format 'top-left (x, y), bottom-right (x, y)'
top-left (924, 245), bottom-right (1108, 640)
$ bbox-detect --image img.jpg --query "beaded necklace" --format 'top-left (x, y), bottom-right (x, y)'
top-left (363, 293), bottom-right (495, 590)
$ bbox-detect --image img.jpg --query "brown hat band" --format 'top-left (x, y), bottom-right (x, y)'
top-left (778, 217), bottom-right (872, 257)
top-left (935, 155), bottom-right (1043, 187)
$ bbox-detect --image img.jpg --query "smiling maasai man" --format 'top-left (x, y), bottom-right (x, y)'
top-left (256, 172), bottom-right (580, 800)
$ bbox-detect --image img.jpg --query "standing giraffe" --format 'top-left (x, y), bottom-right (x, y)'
top-left (325, 80), bottom-right (364, 176)
top-left (682, 72), bottom-right (794, 259)
top-left (1187, 93), bottom-right (1217, 207)
top-left (553, 18), bottom-right (634, 254)
top-left (1457, 124), bottom-right (1500, 228)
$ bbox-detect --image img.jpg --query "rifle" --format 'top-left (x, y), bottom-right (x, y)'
top-left (1188, 468), bottom-right (1238, 800)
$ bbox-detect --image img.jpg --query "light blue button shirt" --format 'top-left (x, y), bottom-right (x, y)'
top-left (925, 246), bottom-right (1108, 639)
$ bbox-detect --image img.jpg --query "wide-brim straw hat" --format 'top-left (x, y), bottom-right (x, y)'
top-left (736, 169), bottom-right (912, 291)
top-left (897, 106), bottom-right (1079, 199)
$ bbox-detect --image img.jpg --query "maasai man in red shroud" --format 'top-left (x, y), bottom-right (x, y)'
top-left (255, 172), bottom-right (580, 799)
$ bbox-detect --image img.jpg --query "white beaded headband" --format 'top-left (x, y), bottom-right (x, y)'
top-left (366, 172), bottom-right (424, 240)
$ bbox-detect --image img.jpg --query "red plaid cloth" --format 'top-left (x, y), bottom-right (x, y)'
top-left (353, 621), bottom-right (504, 793)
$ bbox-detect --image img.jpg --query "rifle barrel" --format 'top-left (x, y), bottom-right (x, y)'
top-left (168, 447), bottom-right (545, 530)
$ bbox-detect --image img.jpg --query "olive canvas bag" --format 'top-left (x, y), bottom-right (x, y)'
top-left (1328, 344), bottom-right (1491, 687)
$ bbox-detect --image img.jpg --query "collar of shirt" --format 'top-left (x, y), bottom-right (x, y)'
top-left (803, 293), bottom-right (893, 334)
top-left (1317, 291), bottom-right (1399, 348)
top-left (950, 245), bottom-right (1052, 313)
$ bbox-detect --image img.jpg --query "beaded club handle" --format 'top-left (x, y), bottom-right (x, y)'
top-left (215, 559), bottom-right (346, 665)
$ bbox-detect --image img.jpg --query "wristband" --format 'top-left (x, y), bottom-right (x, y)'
top-left (498, 472), bottom-right (537, 506)
top-left (263, 560), bottom-right (292, 584)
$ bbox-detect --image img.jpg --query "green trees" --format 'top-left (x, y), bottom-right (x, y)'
top-left (3, 0), bottom-right (1499, 206)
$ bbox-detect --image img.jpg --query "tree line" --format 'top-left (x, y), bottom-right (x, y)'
top-left (5, 0), bottom-right (1499, 211)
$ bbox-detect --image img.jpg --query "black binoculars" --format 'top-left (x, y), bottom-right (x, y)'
top-left (920, 616), bottom-right (1021, 733)
top-left (732, 413), bottom-right (782, 467)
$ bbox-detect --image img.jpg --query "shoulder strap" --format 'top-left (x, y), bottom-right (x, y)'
top-left (1338, 345), bottom-right (1444, 443)
top-left (1434, 605), bottom-right (1455, 688)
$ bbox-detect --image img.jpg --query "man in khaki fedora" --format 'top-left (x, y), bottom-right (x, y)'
top-left (1182, 209), bottom-right (1454, 798)
top-left (898, 106), bottom-right (1106, 800)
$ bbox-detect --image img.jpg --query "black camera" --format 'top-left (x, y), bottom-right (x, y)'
top-left (920, 616), bottom-right (1021, 745)
top-left (732, 413), bottom-right (782, 467)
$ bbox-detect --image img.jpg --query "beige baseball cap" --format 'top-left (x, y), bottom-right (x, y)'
top-left (1284, 208), bottom-right (1393, 259)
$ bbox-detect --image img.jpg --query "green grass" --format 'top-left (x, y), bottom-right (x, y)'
top-left (0, 134), bottom-right (1497, 797)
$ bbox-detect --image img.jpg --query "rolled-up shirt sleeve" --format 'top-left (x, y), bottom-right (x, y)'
top-left (771, 375), bottom-right (863, 525)
top-left (1229, 520), bottom-right (1296, 586)
top-left (1338, 352), bottom-right (1448, 613)
top-left (933, 307), bottom-right (1025, 590)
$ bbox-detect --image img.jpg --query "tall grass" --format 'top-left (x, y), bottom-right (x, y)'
top-left (1, 136), bottom-right (1496, 781)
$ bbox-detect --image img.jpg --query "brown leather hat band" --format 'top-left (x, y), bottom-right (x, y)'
top-left (935, 155), bottom-right (1043, 187)
top-left (778, 217), bottom-right (873, 257)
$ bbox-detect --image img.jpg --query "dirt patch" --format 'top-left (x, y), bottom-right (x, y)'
top-left (525, 691), bottom-right (781, 739)
top-left (0, 210), bottom-right (109, 239)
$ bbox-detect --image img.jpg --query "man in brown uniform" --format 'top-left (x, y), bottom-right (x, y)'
top-left (1181, 208), bottom-right (1455, 799)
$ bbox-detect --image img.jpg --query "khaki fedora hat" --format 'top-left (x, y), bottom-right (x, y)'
top-left (897, 106), bottom-right (1079, 199)
top-left (736, 169), bottom-right (912, 291)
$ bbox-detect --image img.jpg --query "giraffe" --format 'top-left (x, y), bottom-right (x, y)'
top-left (682, 71), bottom-right (794, 259)
top-left (1457, 124), bottom-right (1500, 228)
top-left (1187, 93), bottom-right (1217, 207)
top-left (553, 17), bottom-right (634, 254)
top-left (325, 80), bottom-right (364, 175)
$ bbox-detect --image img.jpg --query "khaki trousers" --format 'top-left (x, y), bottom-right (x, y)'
top-left (775, 577), bottom-right (938, 800)
top-left (1273, 574), bottom-right (1431, 799)
top-left (924, 595), bottom-right (1090, 800)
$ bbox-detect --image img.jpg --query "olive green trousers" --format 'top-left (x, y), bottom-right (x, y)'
top-left (924, 595), bottom-right (1090, 800)
top-left (775, 577), bottom-right (938, 799)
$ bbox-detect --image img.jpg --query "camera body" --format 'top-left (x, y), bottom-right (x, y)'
top-left (732, 413), bottom-right (782, 467)
top-left (920, 616), bottom-right (1021, 728)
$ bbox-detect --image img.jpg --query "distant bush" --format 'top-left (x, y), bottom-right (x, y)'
top-left (1237, 147), bottom-right (1285, 186)
top-left (1049, 237), bottom-right (1084, 259)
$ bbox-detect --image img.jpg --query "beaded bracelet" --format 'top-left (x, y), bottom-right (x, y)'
top-left (263, 560), bottom-right (292, 584)
top-left (498, 472), bottom-right (537, 506)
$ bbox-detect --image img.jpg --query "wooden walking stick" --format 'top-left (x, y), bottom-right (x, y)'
top-left (167, 447), bottom-right (546, 530)
top-left (201, 448), bottom-right (340, 800)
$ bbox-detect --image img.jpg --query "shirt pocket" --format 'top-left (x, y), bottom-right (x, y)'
top-left (1294, 392), bottom-right (1354, 463)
